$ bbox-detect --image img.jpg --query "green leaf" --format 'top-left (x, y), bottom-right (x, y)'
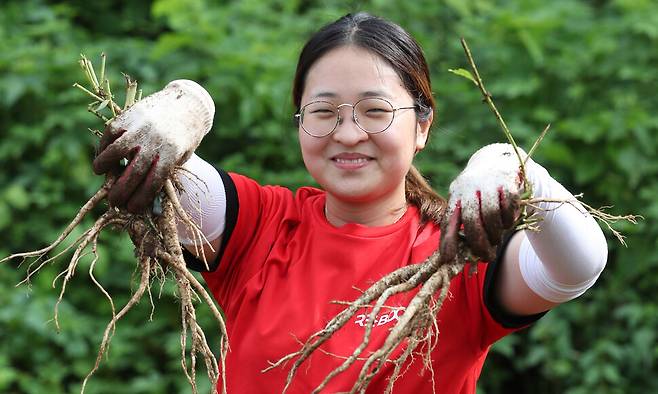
top-left (448, 68), bottom-right (478, 85)
top-left (96, 99), bottom-right (110, 111)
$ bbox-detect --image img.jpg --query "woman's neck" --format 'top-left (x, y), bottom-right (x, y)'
top-left (324, 190), bottom-right (408, 227)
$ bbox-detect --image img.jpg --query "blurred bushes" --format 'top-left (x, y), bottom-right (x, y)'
top-left (1, 0), bottom-right (656, 393)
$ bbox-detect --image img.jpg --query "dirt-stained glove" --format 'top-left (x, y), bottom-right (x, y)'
top-left (439, 143), bottom-right (528, 263)
top-left (93, 80), bottom-right (215, 214)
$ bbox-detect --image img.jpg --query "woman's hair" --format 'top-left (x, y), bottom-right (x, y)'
top-left (292, 12), bottom-right (446, 224)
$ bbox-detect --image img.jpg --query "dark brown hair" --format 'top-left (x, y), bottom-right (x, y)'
top-left (292, 12), bottom-right (445, 223)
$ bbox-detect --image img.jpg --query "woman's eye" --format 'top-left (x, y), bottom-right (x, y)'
top-left (365, 108), bottom-right (391, 116)
top-left (308, 107), bottom-right (337, 118)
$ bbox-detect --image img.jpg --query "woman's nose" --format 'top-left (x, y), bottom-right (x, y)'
top-left (333, 109), bottom-right (368, 145)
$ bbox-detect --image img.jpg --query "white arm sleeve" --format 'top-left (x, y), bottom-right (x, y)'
top-left (175, 153), bottom-right (227, 246)
top-left (518, 161), bottom-right (608, 303)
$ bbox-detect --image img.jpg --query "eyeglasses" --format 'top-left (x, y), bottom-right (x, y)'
top-left (295, 98), bottom-right (417, 137)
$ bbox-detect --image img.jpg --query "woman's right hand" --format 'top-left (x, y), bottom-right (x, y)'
top-left (93, 80), bottom-right (215, 214)
top-left (439, 143), bottom-right (526, 263)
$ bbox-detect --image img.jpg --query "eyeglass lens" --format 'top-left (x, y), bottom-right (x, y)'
top-left (300, 98), bottom-right (395, 136)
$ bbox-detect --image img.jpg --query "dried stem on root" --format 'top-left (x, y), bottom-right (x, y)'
top-left (350, 263), bottom-right (457, 393)
top-left (0, 53), bottom-right (230, 394)
top-left (1, 178), bottom-right (229, 394)
top-left (263, 262), bottom-right (425, 374)
top-left (266, 249), bottom-right (467, 394)
top-left (164, 179), bottom-right (215, 270)
top-left (459, 38), bottom-right (530, 193)
top-left (1, 180), bottom-right (111, 268)
top-left (81, 256), bottom-right (152, 393)
top-left (309, 256), bottom-right (442, 393)
top-left (520, 197), bottom-right (641, 245)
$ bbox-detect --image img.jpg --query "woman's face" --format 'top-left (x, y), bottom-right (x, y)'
top-left (299, 45), bottom-right (431, 204)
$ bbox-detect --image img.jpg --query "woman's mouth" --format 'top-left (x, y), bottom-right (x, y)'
top-left (331, 153), bottom-right (373, 170)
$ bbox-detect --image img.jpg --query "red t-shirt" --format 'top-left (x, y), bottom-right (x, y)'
top-left (188, 172), bottom-right (542, 393)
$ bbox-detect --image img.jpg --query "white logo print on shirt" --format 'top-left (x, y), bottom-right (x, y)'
top-left (354, 307), bottom-right (405, 328)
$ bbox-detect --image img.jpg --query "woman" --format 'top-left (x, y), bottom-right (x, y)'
top-left (93, 12), bottom-right (608, 394)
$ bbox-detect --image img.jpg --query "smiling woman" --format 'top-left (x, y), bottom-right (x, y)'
top-left (297, 45), bottom-right (432, 226)
top-left (63, 11), bottom-right (609, 394)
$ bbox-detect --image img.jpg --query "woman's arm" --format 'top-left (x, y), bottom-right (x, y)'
top-left (176, 153), bottom-right (227, 265)
top-left (440, 144), bottom-right (608, 316)
top-left (497, 161), bottom-right (608, 315)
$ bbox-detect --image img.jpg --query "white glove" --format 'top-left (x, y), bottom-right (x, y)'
top-left (440, 143), bottom-right (527, 263)
top-left (93, 80), bottom-right (215, 213)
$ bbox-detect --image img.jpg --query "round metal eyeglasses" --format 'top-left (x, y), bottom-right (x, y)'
top-left (295, 98), bottom-right (417, 137)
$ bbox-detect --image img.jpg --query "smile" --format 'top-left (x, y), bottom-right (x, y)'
top-left (331, 155), bottom-right (373, 170)
top-left (334, 157), bottom-right (370, 165)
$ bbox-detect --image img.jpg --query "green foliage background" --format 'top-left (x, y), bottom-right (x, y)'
top-left (1, 0), bottom-right (656, 393)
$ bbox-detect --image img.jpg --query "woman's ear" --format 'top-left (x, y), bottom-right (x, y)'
top-left (415, 110), bottom-right (433, 151)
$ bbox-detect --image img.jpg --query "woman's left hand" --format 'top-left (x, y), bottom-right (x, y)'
top-left (439, 143), bottom-right (527, 263)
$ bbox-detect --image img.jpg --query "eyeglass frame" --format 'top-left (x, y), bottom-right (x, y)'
top-left (294, 97), bottom-right (418, 138)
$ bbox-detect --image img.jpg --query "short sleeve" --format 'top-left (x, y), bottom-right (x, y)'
top-left (479, 234), bottom-right (547, 346)
top-left (197, 172), bottom-right (296, 306)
